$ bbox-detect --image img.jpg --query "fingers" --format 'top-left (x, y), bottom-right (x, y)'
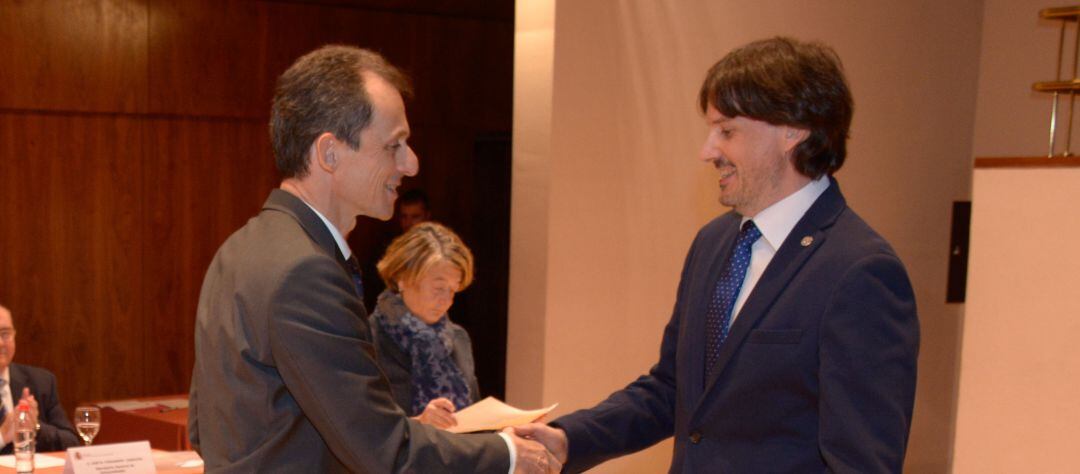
top-left (509, 435), bottom-right (562, 474)
top-left (509, 422), bottom-right (541, 438)
top-left (429, 397), bottom-right (455, 414)
top-left (545, 450), bottom-right (562, 473)
top-left (427, 410), bottom-right (456, 429)
top-left (509, 434), bottom-right (550, 474)
top-left (415, 399), bottom-right (458, 429)
top-left (509, 423), bottom-right (568, 465)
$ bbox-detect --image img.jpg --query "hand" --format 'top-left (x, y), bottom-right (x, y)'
top-left (0, 411), bottom-right (13, 444)
top-left (502, 428), bottom-right (562, 474)
top-left (412, 397), bottom-right (457, 429)
top-left (19, 388), bottom-right (39, 427)
top-left (511, 423), bottom-right (568, 466)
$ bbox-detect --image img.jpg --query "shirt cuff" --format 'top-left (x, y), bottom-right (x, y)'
top-left (497, 432), bottom-right (516, 474)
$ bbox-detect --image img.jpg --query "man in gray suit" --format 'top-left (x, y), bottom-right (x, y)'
top-left (188, 45), bottom-right (557, 473)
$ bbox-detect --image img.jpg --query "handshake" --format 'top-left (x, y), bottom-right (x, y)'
top-left (414, 397), bottom-right (570, 473)
top-left (503, 423), bottom-right (568, 474)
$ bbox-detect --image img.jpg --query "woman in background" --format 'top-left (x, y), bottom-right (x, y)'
top-left (371, 222), bottom-right (479, 429)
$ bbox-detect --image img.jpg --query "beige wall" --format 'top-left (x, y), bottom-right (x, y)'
top-left (952, 1), bottom-right (1080, 473)
top-left (954, 167), bottom-right (1080, 473)
top-left (510, 1), bottom-right (983, 472)
top-left (507, 0), bottom-right (555, 409)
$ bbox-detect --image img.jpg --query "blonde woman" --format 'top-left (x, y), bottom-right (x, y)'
top-left (372, 222), bottom-right (479, 429)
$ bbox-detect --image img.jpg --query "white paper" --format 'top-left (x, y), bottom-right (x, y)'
top-left (151, 450), bottom-right (202, 470)
top-left (178, 459), bottom-right (203, 468)
top-left (0, 453), bottom-right (68, 468)
top-left (446, 397), bottom-right (558, 434)
top-left (98, 400), bottom-right (159, 411)
top-left (63, 440), bottom-right (156, 474)
top-left (154, 398), bottom-right (188, 410)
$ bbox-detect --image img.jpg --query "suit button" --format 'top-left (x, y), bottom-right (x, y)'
top-left (689, 431), bottom-right (702, 444)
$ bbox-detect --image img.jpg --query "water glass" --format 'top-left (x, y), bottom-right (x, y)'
top-left (73, 406), bottom-right (101, 446)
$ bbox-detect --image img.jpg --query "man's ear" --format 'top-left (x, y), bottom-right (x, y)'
top-left (782, 127), bottom-right (810, 153)
top-left (313, 132), bottom-right (338, 172)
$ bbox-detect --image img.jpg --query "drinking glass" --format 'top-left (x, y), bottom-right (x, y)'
top-left (73, 406), bottom-right (101, 446)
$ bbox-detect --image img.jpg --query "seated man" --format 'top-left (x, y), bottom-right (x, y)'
top-left (0, 304), bottom-right (80, 453)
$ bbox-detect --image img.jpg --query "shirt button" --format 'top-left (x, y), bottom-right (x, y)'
top-left (689, 431), bottom-right (702, 444)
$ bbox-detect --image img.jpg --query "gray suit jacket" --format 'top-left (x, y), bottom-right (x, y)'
top-left (188, 189), bottom-right (509, 473)
top-left (369, 304), bottom-right (481, 415)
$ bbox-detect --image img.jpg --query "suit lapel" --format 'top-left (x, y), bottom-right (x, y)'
top-left (263, 189), bottom-right (370, 327)
top-left (264, 189), bottom-right (346, 261)
top-left (694, 180), bottom-right (847, 414)
top-left (264, 189), bottom-right (358, 284)
top-left (685, 215), bottom-right (741, 404)
top-left (8, 364), bottom-right (27, 402)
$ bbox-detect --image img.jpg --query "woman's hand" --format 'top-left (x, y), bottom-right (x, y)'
top-left (412, 397), bottom-right (458, 429)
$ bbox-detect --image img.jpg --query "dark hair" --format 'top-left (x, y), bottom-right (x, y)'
top-left (698, 37), bottom-right (853, 178)
top-left (398, 188), bottom-right (430, 209)
top-left (270, 45), bottom-right (412, 179)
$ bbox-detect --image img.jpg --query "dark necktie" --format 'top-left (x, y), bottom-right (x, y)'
top-left (705, 220), bottom-right (762, 380)
top-left (345, 256), bottom-right (365, 299)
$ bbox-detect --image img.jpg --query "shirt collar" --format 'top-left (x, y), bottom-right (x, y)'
top-left (742, 177), bottom-right (830, 251)
top-left (298, 200), bottom-right (353, 261)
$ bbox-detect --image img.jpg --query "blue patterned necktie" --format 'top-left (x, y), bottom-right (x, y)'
top-left (705, 220), bottom-right (762, 380)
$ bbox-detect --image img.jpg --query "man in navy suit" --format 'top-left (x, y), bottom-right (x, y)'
top-left (0, 304), bottom-right (80, 454)
top-left (514, 37), bottom-right (920, 472)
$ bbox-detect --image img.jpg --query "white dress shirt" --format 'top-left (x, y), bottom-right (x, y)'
top-left (299, 200), bottom-right (353, 260)
top-left (1, 367), bottom-right (12, 446)
top-left (731, 177), bottom-right (830, 325)
top-left (0, 367), bottom-right (12, 416)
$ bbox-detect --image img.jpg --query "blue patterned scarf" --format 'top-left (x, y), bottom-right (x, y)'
top-left (373, 290), bottom-right (472, 415)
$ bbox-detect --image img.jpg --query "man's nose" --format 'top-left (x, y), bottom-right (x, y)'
top-left (399, 146), bottom-right (419, 177)
top-left (699, 138), bottom-right (717, 163)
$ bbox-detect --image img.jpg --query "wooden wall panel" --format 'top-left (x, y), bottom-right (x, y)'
top-left (278, 0), bottom-right (513, 21)
top-left (262, 3), bottom-right (421, 80)
top-left (141, 118), bottom-right (277, 395)
top-left (147, 0), bottom-right (270, 117)
top-left (0, 113), bottom-right (145, 412)
top-left (401, 16), bottom-right (514, 130)
top-left (0, 0), bottom-right (512, 414)
top-left (0, 0), bottom-right (148, 113)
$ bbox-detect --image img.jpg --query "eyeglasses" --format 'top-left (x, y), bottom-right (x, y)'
top-left (0, 330), bottom-right (14, 341)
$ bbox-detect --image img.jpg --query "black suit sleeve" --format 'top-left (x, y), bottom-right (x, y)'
top-left (818, 252), bottom-right (919, 473)
top-left (33, 370), bottom-right (80, 451)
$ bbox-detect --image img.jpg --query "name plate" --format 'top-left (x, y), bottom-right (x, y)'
top-left (63, 441), bottom-right (156, 474)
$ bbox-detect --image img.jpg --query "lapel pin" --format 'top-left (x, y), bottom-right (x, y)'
top-left (800, 236), bottom-right (814, 247)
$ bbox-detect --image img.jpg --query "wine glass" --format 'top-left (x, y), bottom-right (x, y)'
top-left (73, 406), bottom-right (101, 446)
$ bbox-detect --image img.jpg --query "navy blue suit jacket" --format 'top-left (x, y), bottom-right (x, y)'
top-left (554, 180), bottom-right (919, 473)
top-left (1, 363), bottom-right (80, 454)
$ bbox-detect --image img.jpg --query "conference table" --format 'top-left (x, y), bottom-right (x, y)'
top-left (93, 394), bottom-right (191, 451)
top-left (0, 450), bottom-right (202, 473)
top-left (0, 395), bottom-right (202, 472)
